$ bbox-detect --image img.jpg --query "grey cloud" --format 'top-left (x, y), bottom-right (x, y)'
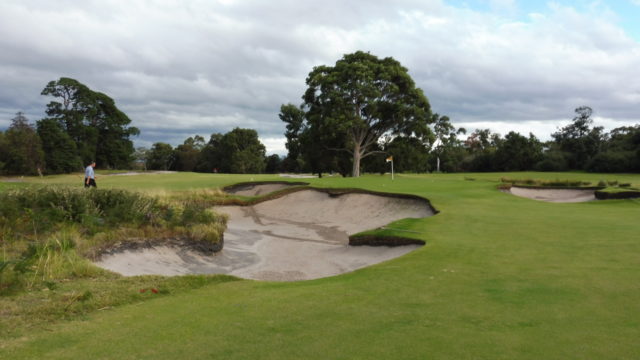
top-left (0, 0), bottom-right (638, 153)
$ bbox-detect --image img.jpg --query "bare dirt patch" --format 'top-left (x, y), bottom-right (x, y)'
top-left (95, 189), bottom-right (434, 281)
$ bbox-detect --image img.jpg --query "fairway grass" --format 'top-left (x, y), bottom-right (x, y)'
top-left (1, 172), bottom-right (639, 359)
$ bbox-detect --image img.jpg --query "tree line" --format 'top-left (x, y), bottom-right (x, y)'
top-left (138, 101), bottom-right (639, 176)
top-left (2, 54), bottom-right (639, 176)
top-left (0, 78), bottom-right (138, 175)
top-left (276, 52), bottom-right (639, 176)
top-left (280, 103), bottom-right (640, 175)
top-left (139, 127), bottom-right (277, 173)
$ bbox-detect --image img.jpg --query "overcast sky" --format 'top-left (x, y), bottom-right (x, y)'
top-left (1, 0), bottom-right (639, 155)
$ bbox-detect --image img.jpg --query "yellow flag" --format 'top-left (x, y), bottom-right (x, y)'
top-left (386, 156), bottom-right (393, 162)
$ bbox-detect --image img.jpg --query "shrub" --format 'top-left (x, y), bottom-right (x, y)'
top-left (534, 151), bottom-right (568, 172)
top-left (0, 259), bottom-right (27, 295)
top-left (87, 189), bottom-right (159, 225)
top-left (585, 151), bottom-right (633, 173)
top-left (189, 223), bottom-right (225, 245)
top-left (0, 187), bottom-right (166, 237)
top-left (461, 153), bottom-right (496, 172)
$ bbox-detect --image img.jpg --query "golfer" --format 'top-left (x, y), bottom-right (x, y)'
top-left (84, 161), bottom-right (97, 188)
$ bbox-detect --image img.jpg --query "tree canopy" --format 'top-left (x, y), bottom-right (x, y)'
top-left (196, 128), bottom-right (266, 174)
top-left (431, 114), bottom-right (466, 172)
top-left (173, 135), bottom-right (205, 172)
top-left (279, 103), bottom-right (306, 173)
top-left (302, 51), bottom-right (433, 177)
top-left (551, 106), bottom-right (604, 170)
top-left (220, 128), bottom-right (266, 174)
top-left (0, 112), bottom-right (45, 175)
top-left (493, 132), bottom-right (543, 171)
top-left (146, 143), bottom-right (174, 171)
top-left (39, 77), bottom-right (139, 170)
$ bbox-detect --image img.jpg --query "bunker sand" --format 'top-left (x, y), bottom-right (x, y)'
top-left (224, 182), bottom-right (305, 197)
top-left (509, 186), bottom-right (596, 203)
top-left (96, 189), bottom-right (434, 281)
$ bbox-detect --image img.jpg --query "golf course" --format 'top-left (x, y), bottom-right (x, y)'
top-left (1, 171), bottom-right (639, 359)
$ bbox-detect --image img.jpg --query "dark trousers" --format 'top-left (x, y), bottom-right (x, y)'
top-left (84, 178), bottom-right (97, 188)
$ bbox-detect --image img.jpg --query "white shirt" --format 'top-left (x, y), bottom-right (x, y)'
top-left (85, 165), bottom-right (95, 179)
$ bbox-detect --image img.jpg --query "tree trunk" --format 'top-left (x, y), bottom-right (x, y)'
top-left (352, 143), bottom-right (361, 177)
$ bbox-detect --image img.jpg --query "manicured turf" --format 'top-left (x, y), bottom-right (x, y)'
top-left (1, 172), bottom-right (639, 359)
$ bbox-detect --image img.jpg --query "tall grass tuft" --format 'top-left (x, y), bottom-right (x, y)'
top-left (0, 186), bottom-right (228, 295)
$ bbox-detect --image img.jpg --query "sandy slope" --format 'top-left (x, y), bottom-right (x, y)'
top-left (226, 183), bottom-right (297, 196)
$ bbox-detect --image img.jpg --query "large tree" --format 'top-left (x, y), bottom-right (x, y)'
top-left (265, 154), bottom-right (282, 174)
top-left (431, 114), bottom-right (466, 172)
top-left (302, 51), bottom-right (433, 177)
top-left (384, 136), bottom-right (431, 173)
top-left (279, 103), bottom-right (306, 172)
top-left (195, 128), bottom-right (266, 173)
top-left (173, 135), bottom-right (205, 172)
top-left (146, 142), bottom-right (174, 171)
top-left (37, 118), bottom-right (82, 173)
top-left (300, 118), bottom-right (352, 177)
top-left (195, 133), bottom-right (224, 172)
top-left (493, 132), bottom-right (543, 171)
top-left (2, 112), bottom-right (45, 175)
top-left (40, 77), bottom-right (139, 169)
top-left (551, 106), bottom-right (604, 170)
top-left (219, 128), bottom-right (266, 174)
top-left (461, 128), bottom-right (501, 172)
top-left (279, 102), bottom-right (348, 177)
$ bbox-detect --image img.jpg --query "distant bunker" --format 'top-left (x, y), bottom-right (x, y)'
top-left (508, 186), bottom-right (596, 203)
top-left (95, 186), bottom-right (436, 281)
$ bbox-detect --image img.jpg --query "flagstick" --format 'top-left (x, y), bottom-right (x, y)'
top-left (391, 159), bottom-right (394, 180)
top-left (386, 156), bottom-right (394, 180)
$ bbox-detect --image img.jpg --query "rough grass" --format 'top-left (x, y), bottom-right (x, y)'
top-left (0, 185), bottom-right (231, 340)
top-left (1, 171), bottom-right (640, 359)
top-left (0, 184), bottom-right (228, 325)
top-left (0, 185), bottom-right (226, 243)
top-left (24, 172), bottom-right (278, 191)
top-left (0, 273), bottom-right (238, 339)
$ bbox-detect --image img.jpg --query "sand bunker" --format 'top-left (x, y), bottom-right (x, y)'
top-left (224, 182), bottom-right (307, 196)
top-left (95, 189), bottom-right (434, 281)
top-left (279, 174), bottom-right (317, 179)
top-left (509, 186), bottom-right (596, 203)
